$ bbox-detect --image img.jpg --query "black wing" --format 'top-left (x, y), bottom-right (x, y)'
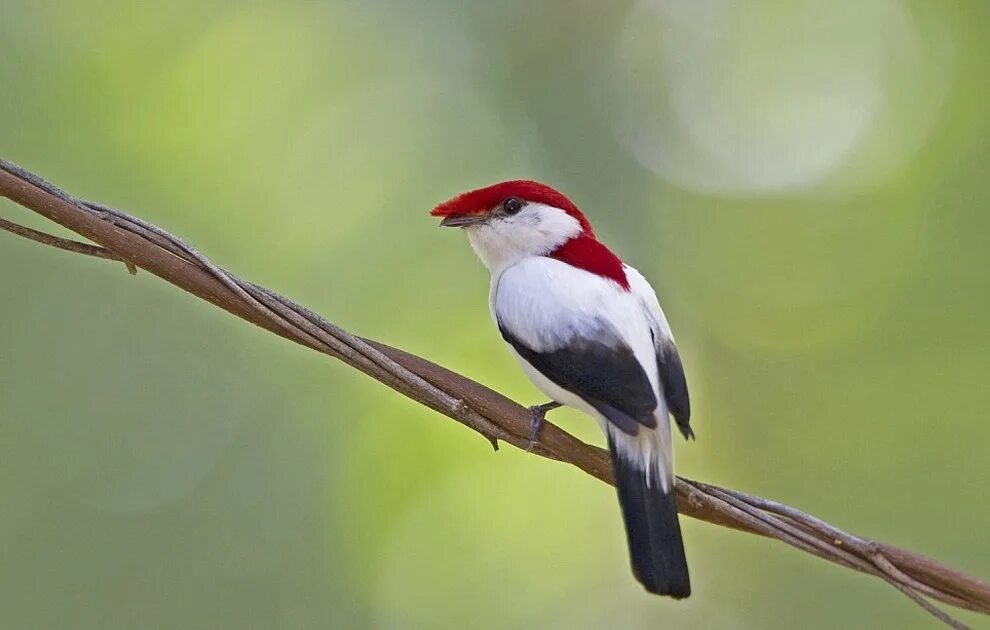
top-left (499, 321), bottom-right (657, 436)
top-left (657, 339), bottom-right (693, 440)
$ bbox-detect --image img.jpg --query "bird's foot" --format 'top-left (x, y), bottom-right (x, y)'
top-left (526, 401), bottom-right (562, 452)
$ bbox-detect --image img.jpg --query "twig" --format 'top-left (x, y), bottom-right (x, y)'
top-left (1, 157), bottom-right (988, 628)
top-left (0, 217), bottom-right (136, 274)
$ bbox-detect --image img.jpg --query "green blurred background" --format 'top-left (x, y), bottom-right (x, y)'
top-left (2, 1), bottom-right (988, 628)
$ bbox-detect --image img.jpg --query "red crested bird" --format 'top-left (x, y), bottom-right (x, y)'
top-left (431, 180), bottom-right (693, 598)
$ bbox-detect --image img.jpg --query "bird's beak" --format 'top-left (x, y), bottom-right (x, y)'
top-left (439, 213), bottom-right (487, 228)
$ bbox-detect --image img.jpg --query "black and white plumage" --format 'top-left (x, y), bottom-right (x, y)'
top-left (432, 180), bottom-right (693, 598)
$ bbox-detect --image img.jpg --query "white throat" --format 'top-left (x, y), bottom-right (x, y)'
top-left (465, 203), bottom-right (583, 275)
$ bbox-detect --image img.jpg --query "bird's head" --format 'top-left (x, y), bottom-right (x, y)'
top-left (430, 180), bottom-right (594, 271)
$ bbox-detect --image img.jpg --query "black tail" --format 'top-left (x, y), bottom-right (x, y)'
top-left (608, 437), bottom-right (691, 598)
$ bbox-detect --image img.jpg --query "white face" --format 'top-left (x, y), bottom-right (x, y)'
top-left (465, 202), bottom-right (583, 272)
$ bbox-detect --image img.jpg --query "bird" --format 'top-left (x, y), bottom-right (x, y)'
top-left (430, 180), bottom-right (693, 598)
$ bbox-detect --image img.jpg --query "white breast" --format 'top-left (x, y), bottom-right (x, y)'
top-left (492, 256), bottom-right (659, 398)
top-left (491, 255), bottom-right (676, 490)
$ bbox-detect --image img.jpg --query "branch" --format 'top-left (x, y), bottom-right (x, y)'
top-left (0, 217), bottom-right (136, 273)
top-left (1, 158), bottom-right (987, 629)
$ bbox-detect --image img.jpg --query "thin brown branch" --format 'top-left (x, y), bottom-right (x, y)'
top-left (0, 217), bottom-right (136, 273)
top-left (1, 158), bottom-right (988, 629)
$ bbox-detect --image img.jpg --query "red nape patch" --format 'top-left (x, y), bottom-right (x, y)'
top-left (430, 180), bottom-right (594, 235)
top-left (549, 235), bottom-right (629, 290)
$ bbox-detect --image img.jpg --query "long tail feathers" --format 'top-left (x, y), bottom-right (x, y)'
top-left (608, 435), bottom-right (691, 599)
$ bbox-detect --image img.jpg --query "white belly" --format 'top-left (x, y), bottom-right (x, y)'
top-left (509, 345), bottom-right (674, 492)
top-left (491, 256), bottom-right (675, 491)
top-left (509, 347), bottom-right (608, 428)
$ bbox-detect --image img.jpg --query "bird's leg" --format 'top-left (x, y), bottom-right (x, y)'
top-left (526, 401), bottom-right (562, 451)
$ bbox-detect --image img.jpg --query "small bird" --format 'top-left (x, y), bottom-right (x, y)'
top-left (431, 180), bottom-right (693, 598)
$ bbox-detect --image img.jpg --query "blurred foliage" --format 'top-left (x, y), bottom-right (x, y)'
top-left (2, 1), bottom-right (989, 628)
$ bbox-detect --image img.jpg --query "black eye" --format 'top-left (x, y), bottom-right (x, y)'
top-left (502, 197), bottom-right (523, 215)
